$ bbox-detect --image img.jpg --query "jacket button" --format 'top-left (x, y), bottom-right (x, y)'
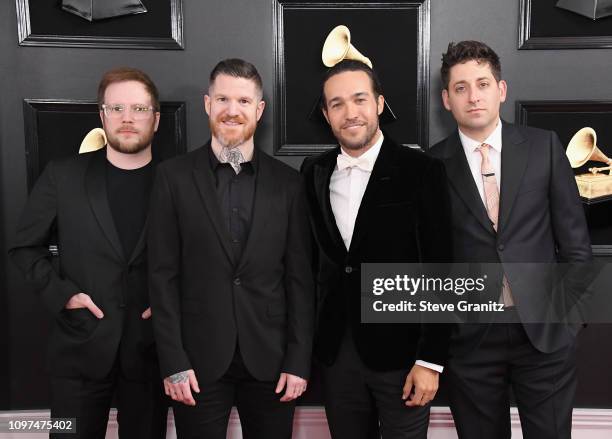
top-left (345, 266), bottom-right (353, 274)
top-left (498, 244), bottom-right (505, 251)
top-left (233, 277), bottom-right (241, 286)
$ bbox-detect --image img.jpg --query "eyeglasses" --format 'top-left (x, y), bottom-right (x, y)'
top-left (101, 104), bottom-right (156, 120)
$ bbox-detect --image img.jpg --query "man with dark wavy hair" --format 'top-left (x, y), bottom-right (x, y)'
top-left (10, 67), bottom-right (168, 438)
top-left (302, 59), bottom-right (452, 438)
top-left (429, 40), bottom-right (591, 439)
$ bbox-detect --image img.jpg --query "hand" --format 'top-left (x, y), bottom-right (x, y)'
top-left (164, 369), bottom-right (200, 406)
top-left (402, 364), bottom-right (439, 406)
top-left (65, 293), bottom-right (104, 318)
top-left (141, 307), bottom-right (152, 319)
top-left (275, 372), bottom-right (307, 402)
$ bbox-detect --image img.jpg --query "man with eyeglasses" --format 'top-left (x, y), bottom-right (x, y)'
top-left (10, 67), bottom-right (168, 438)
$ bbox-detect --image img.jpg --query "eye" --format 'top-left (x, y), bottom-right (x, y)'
top-left (240, 98), bottom-right (250, 105)
top-left (355, 98), bottom-right (366, 104)
top-left (133, 105), bottom-right (150, 113)
top-left (479, 82), bottom-right (489, 88)
top-left (455, 85), bottom-right (465, 93)
top-left (111, 104), bottom-right (124, 112)
top-left (216, 97), bottom-right (226, 103)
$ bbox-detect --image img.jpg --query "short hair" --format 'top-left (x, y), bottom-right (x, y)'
top-left (440, 40), bottom-right (502, 90)
top-left (97, 67), bottom-right (160, 111)
top-left (209, 58), bottom-right (263, 98)
top-left (320, 60), bottom-right (384, 109)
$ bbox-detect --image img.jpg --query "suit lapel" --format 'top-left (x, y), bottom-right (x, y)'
top-left (348, 139), bottom-right (400, 254)
top-left (443, 132), bottom-right (496, 235)
top-left (313, 150), bottom-right (347, 256)
top-left (238, 151), bottom-right (273, 271)
top-left (192, 145), bottom-right (236, 265)
top-left (85, 149), bottom-right (125, 262)
top-left (499, 123), bottom-right (530, 234)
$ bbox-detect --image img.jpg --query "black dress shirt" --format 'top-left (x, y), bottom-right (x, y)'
top-left (208, 147), bottom-right (257, 261)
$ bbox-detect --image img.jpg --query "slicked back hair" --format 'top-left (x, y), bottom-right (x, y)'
top-left (320, 60), bottom-right (383, 109)
top-left (209, 58), bottom-right (263, 98)
top-left (441, 40), bottom-right (502, 90)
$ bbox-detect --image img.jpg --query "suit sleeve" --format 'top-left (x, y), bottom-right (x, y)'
top-left (148, 165), bottom-right (192, 378)
top-left (281, 176), bottom-right (315, 379)
top-left (415, 158), bottom-right (453, 366)
top-left (9, 161), bottom-right (80, 315)
top-left (548, 131), bottom-right (592, 262)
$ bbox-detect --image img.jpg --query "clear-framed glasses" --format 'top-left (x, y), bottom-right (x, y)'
top-left (101, 104), bottom-right (156, 120)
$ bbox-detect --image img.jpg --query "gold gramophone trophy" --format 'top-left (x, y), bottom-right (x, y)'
top-left (566, 127), bottom-right (612, 199)
top-left (322, 25), bottom-right (372, 68)
top-left (79, 128), bottom-right (107, 154)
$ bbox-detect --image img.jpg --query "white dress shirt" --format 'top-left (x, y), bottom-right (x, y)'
top-left (458, 119), bottom-right (503, 204)
top-left (329, 132), bottom-right (443, 373)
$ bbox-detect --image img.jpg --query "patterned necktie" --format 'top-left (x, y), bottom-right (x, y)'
top-left (219, 147), bottom-right (244, 174)
top-left (477, 143), bottom-right (514, 307)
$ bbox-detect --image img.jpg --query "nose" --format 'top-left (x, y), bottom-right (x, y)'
top-left (345, 101), bottom-right (359, 120)
top-left (120, 107), bottom-right (135, 123)
top-left (468, 87), bottom-right (480, 104)
top-left (226, 100), bottom-right (240, 116)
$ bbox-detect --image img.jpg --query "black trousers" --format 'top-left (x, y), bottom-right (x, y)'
top-left (49, 362), bottom-right (168, 439)
top-left (446, 319), bottom-right (576, 439)
top-left (321, 332), bottom-right (430, 439)
top-left (172, 346), bottom-right (296, 439)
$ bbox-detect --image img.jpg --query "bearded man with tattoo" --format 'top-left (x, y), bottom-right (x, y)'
top-left (148, 58), bottom-right (315, 439)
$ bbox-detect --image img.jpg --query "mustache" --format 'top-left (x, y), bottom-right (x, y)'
top-left (116, 126), bottom-right (139, 133)
top-left (341, 119), bottom-right (366, 129)
top-left (218, 115), bottom-right (247, 124)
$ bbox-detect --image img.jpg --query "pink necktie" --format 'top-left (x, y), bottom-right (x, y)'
top-left (477, 143), bottom-right (514, 307)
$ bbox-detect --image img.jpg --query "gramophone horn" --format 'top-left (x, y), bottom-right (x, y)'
top-left (322, 25), bottom-right (372, 68)
top-left (79, 128), bottom-right (107, 154)
top-left (566, 127), bottom-right (612, 168)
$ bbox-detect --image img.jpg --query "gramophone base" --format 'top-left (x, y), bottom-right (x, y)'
top-left (576, 173), bottom-right (612, 199)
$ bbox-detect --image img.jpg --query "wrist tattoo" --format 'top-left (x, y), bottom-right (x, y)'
top-left (169, 371), bottom-right (189, 384)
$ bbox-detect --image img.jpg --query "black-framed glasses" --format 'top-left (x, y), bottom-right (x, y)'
top-left (101, 104), bottom-right (156, 120)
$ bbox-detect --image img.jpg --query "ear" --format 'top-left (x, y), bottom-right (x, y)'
top-left (99, 110), bottom-right (105, 127)
top-left (204, 94), bottom-right (211, 117)
top-left (498, 80), bottom-right (508, 103)
top-left (376, 95), bottom-right (385, 116)
top-left (153, 112), bottom-right (161, 132)
top-left (256, 99), bottom-right (265, 121)
top-left (442, 88), bottom-right (451, 111)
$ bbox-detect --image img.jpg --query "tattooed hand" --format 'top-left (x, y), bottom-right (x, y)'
top-left (164, 369), bottom-right (199, 406)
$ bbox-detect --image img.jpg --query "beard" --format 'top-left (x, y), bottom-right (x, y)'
top-left (332, 118), bottom-right (379, 151)
top-left (105, 125), bottom-right (155, 154)
top-left (209, 114), bottom-right (257, 149)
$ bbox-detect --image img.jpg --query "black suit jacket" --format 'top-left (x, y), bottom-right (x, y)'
top-left (147, 143), bottom-right (315, 384)
top-left (9, 148), bottom-right (157, 380)
top-left (429, 122), bottom-right (592, 354)
top-left (301, 137), bottom-right (453, 371)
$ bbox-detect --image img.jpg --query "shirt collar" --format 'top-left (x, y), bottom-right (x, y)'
top-left (458, 118), bottom-right (503, 154)
top-left (337, 131), bottom-right (384, 169)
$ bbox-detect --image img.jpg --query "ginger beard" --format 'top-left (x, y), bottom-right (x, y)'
top-left (209, 113), bottom-right (257, 150)
top-left (105, 124), bottom-right (156, 154)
